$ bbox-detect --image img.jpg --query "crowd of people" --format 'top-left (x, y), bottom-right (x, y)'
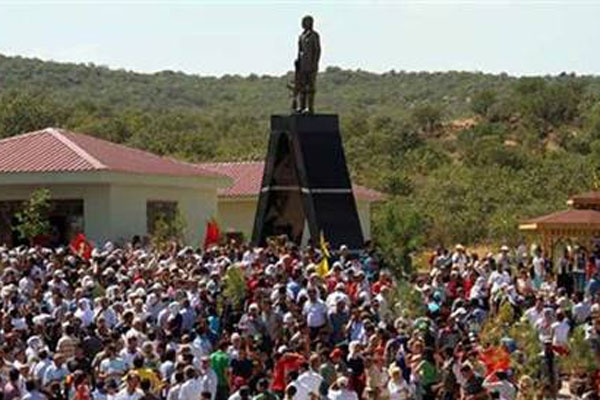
top-left (0, 237), bottom-right (599, 400)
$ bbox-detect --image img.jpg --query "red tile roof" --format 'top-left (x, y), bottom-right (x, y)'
top-left (199, 161), bottom-right (385, 202)
top-left (0, 128), bottom-right (222, 178)
top-left (520, 209), bottom-right (600, 230)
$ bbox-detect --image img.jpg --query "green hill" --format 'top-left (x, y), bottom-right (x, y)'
top-left (1, 54), bottom-right (600, 250)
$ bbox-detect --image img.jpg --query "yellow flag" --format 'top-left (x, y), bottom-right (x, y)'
top-left (317, 231), bottom-right (330, 277)
top-left (320, 231), bottom-right (330, 258)
top-left (317, 256), bottom-right (329, 277)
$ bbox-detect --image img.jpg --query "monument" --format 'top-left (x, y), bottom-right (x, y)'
top-left (252, 16), bottom-right (364, 249)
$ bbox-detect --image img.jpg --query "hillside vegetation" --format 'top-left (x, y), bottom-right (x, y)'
top-left (2, 54), bottom-right (600, 250)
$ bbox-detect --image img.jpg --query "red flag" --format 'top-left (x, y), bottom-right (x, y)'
top-left (203, 218), bottom-right (220, 250)
top-left (69, 233), bottom-right (92, 260)
top-left (480, 346), bottom-right (510, 376)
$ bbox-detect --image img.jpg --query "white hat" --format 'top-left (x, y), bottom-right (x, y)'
top-left (336, 377), bottom-right (349, 387)
top-left (283, 312), bottom-right (295, 324)
top-left (277, 345), bottom-right (288, 355)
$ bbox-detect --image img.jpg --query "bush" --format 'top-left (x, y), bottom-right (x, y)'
top-left (13, 188), bottom-right (51, 244)
top-left (373, 200), bottom-right (428, 277)
top-left (150, 207), bottom-right (187, 249)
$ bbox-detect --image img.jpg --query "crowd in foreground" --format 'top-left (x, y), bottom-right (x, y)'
top-left (0, 238), bottom-right (600, 400)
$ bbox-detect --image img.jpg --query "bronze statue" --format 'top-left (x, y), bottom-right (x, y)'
top-left (291, 15), bottom-right (321, 114)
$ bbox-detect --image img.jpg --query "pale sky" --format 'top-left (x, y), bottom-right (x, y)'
top-left (0, 0), bottom-right (599, 77)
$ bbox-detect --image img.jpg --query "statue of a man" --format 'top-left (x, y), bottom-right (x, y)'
top-left (293, 15), bottom-right (321, 114)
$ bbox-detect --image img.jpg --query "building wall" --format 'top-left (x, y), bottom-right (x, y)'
top-left (0, 183), bottom-right (218, 247)
top-left (108, 184), bottom-right (217, 246)
top-left (217, 199), bottom-right (258, 242)
top-left (217, 196), bottom-right (373, 242)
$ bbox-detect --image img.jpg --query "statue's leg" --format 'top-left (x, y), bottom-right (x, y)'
top-left (299, 71), bottom-right (308, 112)
top-left (307, 72), bottom-right (316, 113)
top-left (291, 90), bottom-right (298, 112)
top-left (300, 90), bottom-right (307, 112)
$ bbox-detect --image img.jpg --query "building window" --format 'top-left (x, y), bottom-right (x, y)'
top-left (147, 201), bottom-right (178, 234)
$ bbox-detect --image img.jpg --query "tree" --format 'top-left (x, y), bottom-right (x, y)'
top-left (411, 103), bottom-right (443, 133)
top-left (471, 89), bottom-right (497, 117)
top-left (373, 200), bottom-right (427, 277)
top-left (0, 91), bottom-right (67, 138)
top-left (223, 264), bottom-right (247, 311)
top-left (507, 320), bottom-right (542, 379)
top-left (150, 206), bottom-right (187, 249)
top-left (386, 279), bottom-right (426, 321)
top-left (561, 326), bottom-right (597, 374)
top-left (13, 188), bottom-right (51, 244)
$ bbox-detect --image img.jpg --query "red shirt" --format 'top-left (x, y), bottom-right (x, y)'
top-left (271, 353), bottom-right (305, 391)
top-left (371, 279), bottom-right (389, 295)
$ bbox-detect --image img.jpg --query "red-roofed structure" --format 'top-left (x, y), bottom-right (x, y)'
top-left (519, 192), bottom-right (600, 255)
top-left (0, 128), bottom-right (221, 178)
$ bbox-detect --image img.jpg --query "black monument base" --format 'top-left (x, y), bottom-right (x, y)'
top-left (252, 114), bottom-right (364, 249)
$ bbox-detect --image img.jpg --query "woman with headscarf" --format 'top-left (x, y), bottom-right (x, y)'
top-left (75, 298), bottom-right (94, 328)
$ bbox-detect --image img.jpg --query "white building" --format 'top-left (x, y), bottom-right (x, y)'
top-left (0, 128), bottom-right (229, 246)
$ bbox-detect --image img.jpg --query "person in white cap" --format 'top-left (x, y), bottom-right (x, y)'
top-left (451, 244), bottom-right (467, 269)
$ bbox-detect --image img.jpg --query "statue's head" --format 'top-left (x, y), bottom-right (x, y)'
top-left (302, 15), bottom-right (314, 30)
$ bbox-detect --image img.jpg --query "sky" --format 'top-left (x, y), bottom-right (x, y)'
top-left (0, 1), bottom-right (599, 77)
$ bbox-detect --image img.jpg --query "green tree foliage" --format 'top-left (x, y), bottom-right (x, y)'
top-left (480, 301), bottom-right (514, 346)
top-left (508, 321), bottom-right (542, 379)
top-left (223, 265), bottom-right (247, 311)
top-left (150, 207), bottom-right (187, 249)
top-left (562, 326), bottom-right (597, 374)
top-left (411, 103), bottom-right (443, 133)
top-left (373, 201), bottom-right (427, 277)
top-left (0, 91), bottom-right (67, 138)
top-left (471, 89), bottom-right (497, 117)
top-left (13, 188), bottom-right (51, 244)
top-left (387, 279), bottom-right (427, 321)
top-left (1, 55), bottom-right (600, 248)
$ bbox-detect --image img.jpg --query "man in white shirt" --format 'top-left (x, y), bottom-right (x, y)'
top-left (179, 366), bottom-right (203, 400)
top-left (32, 350), bottom-right (52, 386)
top-left (114, 373), bottom-right (144, 400)
top-left (326, 284), bottom-right (350, 313)
top-left (523, 298), bottom-right (544, 326)
top-left (199, 356), bottom-right (218, 400)
top-left (294, 354), bottom-right (323, 400)
top-left (551, 310), bottom-right (570, 350)
top-left (119, 336), bottom-right (140, 369)
top-left (42, 354), bottom-right (68, 387)
top-left (302, 288), bottom-right (328, 338)
top-left (572, 293), bottom-right (591, 324)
